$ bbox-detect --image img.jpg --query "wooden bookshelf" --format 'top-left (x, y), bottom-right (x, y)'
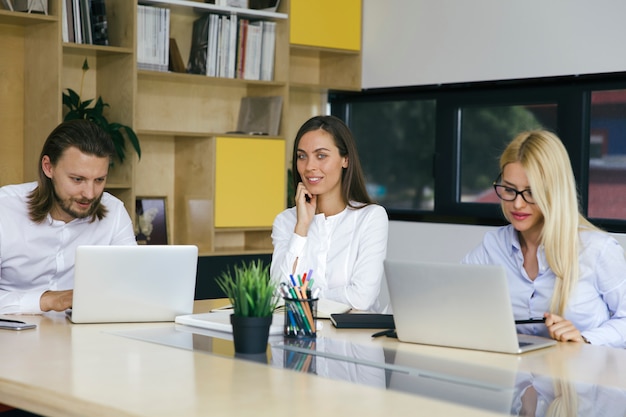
top-left (0, 0), bottom-right (362, 256)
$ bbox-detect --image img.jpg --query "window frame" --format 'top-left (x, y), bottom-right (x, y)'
top-left (330, 72), bottom-right (626, 233)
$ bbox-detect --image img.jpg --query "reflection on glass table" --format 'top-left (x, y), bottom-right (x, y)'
top-left (109, 326), bottom-right (626, 416)
top-left (273, 337), bottom-right (626, 416)
top-left (511, 372), bottom-right (626, 417)
top-left (272, 337), bottom-right (387, 389)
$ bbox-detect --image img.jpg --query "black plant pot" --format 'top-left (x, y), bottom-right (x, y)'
top-left (230, 314), bottom-right (272, 354)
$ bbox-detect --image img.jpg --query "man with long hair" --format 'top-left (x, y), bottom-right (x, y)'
top-left (0, 120), bottom-right (136, 315)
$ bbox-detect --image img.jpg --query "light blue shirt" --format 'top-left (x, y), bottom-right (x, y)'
top-left (463, 224), bottom-right (626, 348)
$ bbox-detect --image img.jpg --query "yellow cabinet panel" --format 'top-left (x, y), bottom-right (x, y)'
top-left (290, 0), bottom-right (361, 51)
top-left (215, 137), bottom-right (286, 228)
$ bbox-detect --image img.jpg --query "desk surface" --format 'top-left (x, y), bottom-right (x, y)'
top-left (1, 300), bottom-right (626, 417)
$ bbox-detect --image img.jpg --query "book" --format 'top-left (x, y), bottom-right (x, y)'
top-left (12, 0), bottom-right (47, 13)
top-left (243, 20), bottom-right (262, 80)
top-left (79, 0), bottom-right (92, 45)
top-left (217, 15), bottom-right (229, 78)
top-left (175, 312), bottom-right (285, 335)
top-left (329, 314), bottom-right (395, 329)
top-left (226, 13), bottom-right (238, 78)
top-left (72, 0), bottom-right (82, 44)
top-left (209, 298), bottom-right (351, 320)
top-left (89, 0), bottom-right (109, 46)
top-left (259, 20), bottom-right (276, 81)
top-left (249, 0), bottom-right (281, 12)
top-left (61, 0), bottom-right (69, 42)
top-left (137, 5), bottom-right (170, 72)
top-left (63, 0), bottom-right (75, 43)
top-left (236, 95), bottom-right (283, 136)
top-left (187, 15), bottom-right (210, 75)
top-left (1, 0), bottom-right (14, 11)
top-left (235, 18), bottom-right (248, 79)
top-left (206, 14), bottom-right (220, 76)
top-left (169, 38), bottom-right (186, 73)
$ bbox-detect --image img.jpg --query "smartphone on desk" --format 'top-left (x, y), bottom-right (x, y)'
top-left (0, 319), bottom-right (36, 331)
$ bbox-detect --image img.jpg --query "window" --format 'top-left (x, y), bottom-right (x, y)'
top-left (336, 97), bottom-right (436, 211)
top-left (459, 103), bottom-right (558, 203)
top-left (588, 89), bottom-right (626, 221)
top-left (331, 74), bottom-right (626, 232)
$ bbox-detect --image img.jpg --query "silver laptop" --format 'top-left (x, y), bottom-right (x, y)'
top-left (67, 245), bottom-right (198, 323)
top-left (384, 259), bottom-right (557, 354)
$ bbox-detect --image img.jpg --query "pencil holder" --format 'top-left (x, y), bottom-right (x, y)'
top-left (283, 296), bottom-right (318, 338)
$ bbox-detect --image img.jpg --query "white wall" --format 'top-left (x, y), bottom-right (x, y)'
top-left (387, 221), bottom-right (626, 263)
top-left (362, 0), bottom-right (626, 89)
top-left (387, 221), bottom-right (495, 262)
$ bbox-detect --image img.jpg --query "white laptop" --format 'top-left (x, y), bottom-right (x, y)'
top-left (384, 259), bottom-right (557, 354)
top-left (67, 245), bottom-right (198, 323)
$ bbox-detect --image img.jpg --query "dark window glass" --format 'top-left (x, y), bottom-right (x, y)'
top-left (346, 99), bottom-right (436, 210)
top-left (459, 104), bottom-right (558, 203)
top-left (331, 73), bottom-right (626, 233)
top-left (588, 89), bottom-right (626, 220)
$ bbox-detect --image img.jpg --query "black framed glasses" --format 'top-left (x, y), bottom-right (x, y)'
top-left (493, 175), bottom-right (535, 204)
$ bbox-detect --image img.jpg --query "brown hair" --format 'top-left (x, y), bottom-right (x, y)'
top-left (27, 119), bottom-right (116, 223)
top-left (291, 115), bottom-right (373, 208)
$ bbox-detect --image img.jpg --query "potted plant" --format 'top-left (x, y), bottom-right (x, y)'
top-left (216, 260), bottom-right (280, 354)
top-left (62, 58), bottom-right (141, 164)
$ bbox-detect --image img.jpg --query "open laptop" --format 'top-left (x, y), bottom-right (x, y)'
top-left (383, 259), bottom-right (556, 354)
top-left (67, 245), bottom-right (198, 323)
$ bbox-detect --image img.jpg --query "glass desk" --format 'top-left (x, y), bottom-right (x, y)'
top-left (110, 324), bottom-right (626, 417)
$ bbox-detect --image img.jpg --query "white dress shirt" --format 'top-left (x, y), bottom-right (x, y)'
top-left (0, 182), bottom-right (137, 314)
top-left (271, 203), bottom-right (388, 312)
top-left (463, 224), bottom-right (626, 348)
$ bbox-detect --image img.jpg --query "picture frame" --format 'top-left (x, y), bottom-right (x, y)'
top-left (135, 197), bottom-right (168, 245)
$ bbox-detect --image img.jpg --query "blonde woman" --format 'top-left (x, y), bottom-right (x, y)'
top-left (463, 130), bottom-right (626, 347)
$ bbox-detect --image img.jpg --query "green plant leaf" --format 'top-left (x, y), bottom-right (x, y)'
top-left (215, 260), bottom-right (279, 318)
top-left (61, 84), bottom-right (141, 163)
top-left (63, 88), bottom-right (81, 110)
top-left (120, 125), bottom-right (142, 159)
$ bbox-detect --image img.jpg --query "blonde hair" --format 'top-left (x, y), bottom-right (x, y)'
top-left (499, 130), bottom-right (599, 315)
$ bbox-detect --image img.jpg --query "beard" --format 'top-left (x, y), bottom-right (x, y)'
top-left (52, 189), bottom-right (102, 220)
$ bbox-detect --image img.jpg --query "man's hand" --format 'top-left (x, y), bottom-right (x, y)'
top-left (40, 290), bottom-right (73, 312)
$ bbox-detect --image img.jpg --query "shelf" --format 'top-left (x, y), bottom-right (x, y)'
top-left (290, 44), bottom-right (361, 56)
top-left (289, 45), bottom-right (361, 92)
top-left (63, 43), bottom-right (134, 56)
top-left (137, 69), bottom-right (286, 87)
top-left (140, 0), bottom-right (288, 20)
top-left (137, 129), bottom-right (284, 140)
top-left (213, 228), bottom-right (274, 254)
top-left (289, 81), bottom-right (361, 93)
top-left (0, 9), bottom-right (56, 25)
top-left (200, 248), bottom-right (273, 256)
top-left (1, 0), bottom-right (361, 257)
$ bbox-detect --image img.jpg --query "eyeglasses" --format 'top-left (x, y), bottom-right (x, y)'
top-left (493, 176), bottom-right (535, 204)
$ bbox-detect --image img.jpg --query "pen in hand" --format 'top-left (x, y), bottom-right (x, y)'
top-left (371, 329), bottom-right (397, 338)
top-left (515, 318), bottom-right (546, 324)
top-left (0, 318), bottom-right (26, 324)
